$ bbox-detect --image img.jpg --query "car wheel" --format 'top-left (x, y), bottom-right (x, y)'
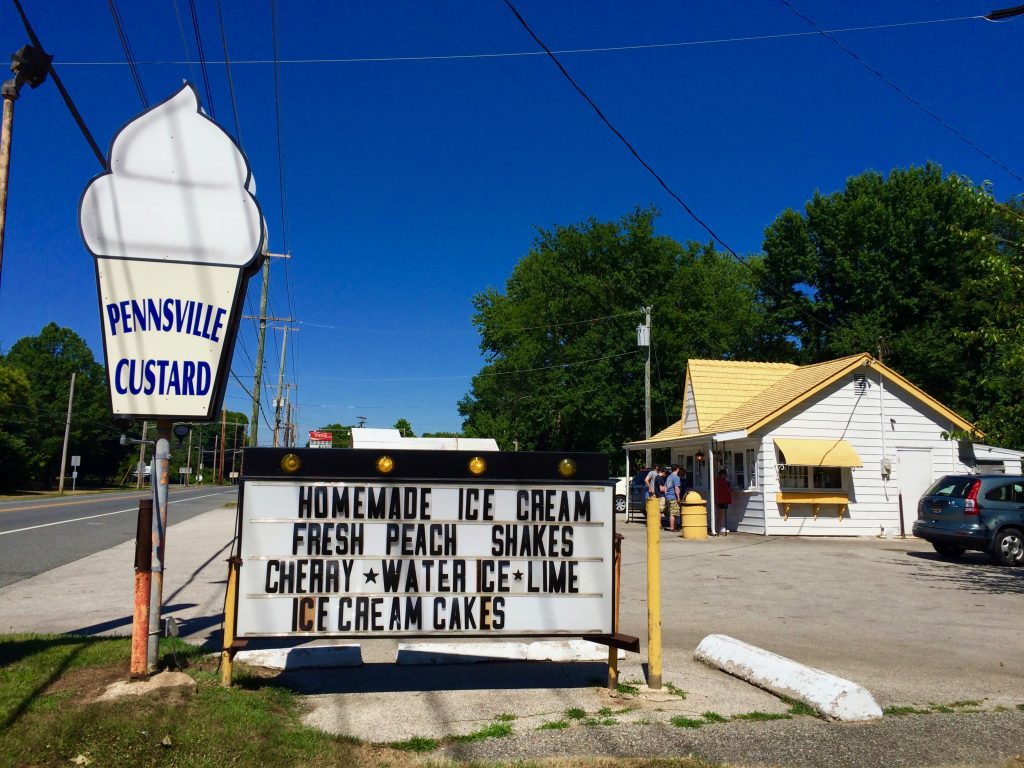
top-left (614, 495), bottom-right (627, 514)
top-left (932, 542), bottom-right (966, 559)
top-left (991, 527), bottom-right (1024, 567)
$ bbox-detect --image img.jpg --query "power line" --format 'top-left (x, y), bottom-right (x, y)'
top-left (106, 0), bottom-right (147, 106)
top-left (10, 0), bottom-right (105, 166)
top-left (169, 0), bottom-right (200, 87)
top-left (214, 0), bottom-right (242, 144)
top-left (500, 0), bottom-right (837, 340)
top-left (269, 0), bottom-right (290, 256)
top-left (777, 0), bottom-right (1024, 185)
top-left (56, 14), bottom-right (985, 66)
top-left (186, 0), bottom-right (216, 118)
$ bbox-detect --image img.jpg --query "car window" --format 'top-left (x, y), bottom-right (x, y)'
top-left (985, 483), bottom-right (1015, 502)
top-left (983, 481), bottom-right (1024, 503)
top-left (924, 477), bottom-right (975, 498)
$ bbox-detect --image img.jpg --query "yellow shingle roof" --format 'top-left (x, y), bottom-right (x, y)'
top-left (706, 354), bottom-right (866, 433)
top-left (625, 352), bottom-right (976, 448)
top-left (687, 359), bottom-right (796, 431)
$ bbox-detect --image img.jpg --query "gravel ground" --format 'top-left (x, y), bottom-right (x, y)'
top-left (441, 711), bottom-right (1024, 768)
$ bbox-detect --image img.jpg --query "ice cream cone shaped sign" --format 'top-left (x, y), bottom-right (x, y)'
top-left (79, 83), bottom-right (265, 420)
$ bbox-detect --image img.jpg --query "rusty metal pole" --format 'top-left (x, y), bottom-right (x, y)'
top-left (130, 498), bottom-right (153, 678)
top-left (0, 92), bottom-right (15, 285)
top-left (607, 531), bottom-right (623, 690)
top-left (146, 420), bottom-right (172, 672)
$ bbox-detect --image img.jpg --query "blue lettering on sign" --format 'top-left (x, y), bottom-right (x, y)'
top-left (114, 359), bottom-right (212, 396)
top-left (104, 297), bottom-right (229, 343)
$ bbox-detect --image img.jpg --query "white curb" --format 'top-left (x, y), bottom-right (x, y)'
top-left (234, 643), bottom-right (363, 670)
top-left (397, 640), bottom-right (624, 665)
top-left (694, 634), bottom-right (883, 722)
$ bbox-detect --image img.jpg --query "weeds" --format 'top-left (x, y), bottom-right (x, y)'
top-left (387, 736), bottom-right (438, 752)
top-left (732, 711), bottom-right (791, 722)
top-left (537, 720), bottom-right (569, 730)
top-left (451, 721), bottom-right (513, 742)
top-left (701, 712), bottom-right (727, 723)
top-left (670, 716), bottom-right (704, 729)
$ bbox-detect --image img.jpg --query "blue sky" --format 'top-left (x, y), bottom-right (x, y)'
top-left (0, 1), bottom-right (1021, 442)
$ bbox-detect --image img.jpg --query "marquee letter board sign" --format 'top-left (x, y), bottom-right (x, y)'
top-left (79, 83), bottom-right (265, 420)
top-left (236, 449), bottom-right (614, 639)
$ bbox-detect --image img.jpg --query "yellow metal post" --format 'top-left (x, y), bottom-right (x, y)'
top-left (220, 556), bottom-right (240, 687)
top-left (645, 497), bottom-right (662, 689)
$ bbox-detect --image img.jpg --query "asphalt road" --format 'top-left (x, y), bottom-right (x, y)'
top-left (0, 486), bottom-right (238, 588)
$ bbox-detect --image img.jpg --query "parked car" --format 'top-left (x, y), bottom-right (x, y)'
top-left (912, 475), bottom-right (1024, 566)
top-left (612, 477), bottom-right (628, 513)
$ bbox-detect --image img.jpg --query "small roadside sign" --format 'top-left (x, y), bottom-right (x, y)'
top-left (71, 456), bottom-right (81, 467)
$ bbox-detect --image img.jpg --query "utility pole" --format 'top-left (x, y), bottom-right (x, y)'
top-left (272, 325), bottom-right (298, 447)
top-left (136, 420), bottom-right (148, 489)
top-left (185, 426), bottom-right (192, 487)
top-left (219, 407), bottom-right (227, 484)
top-left (0, 44), bottom-right (52, 288)
top-left (244, 251), bottom-right (290, 447)
top-left (57, 372), bottom-right (75, 495)
top-left (638, 307), bottom-right (652, 467)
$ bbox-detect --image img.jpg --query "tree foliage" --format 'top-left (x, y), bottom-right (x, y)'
top-left (2, 323), bottom-right (125, 487)
top-left (315, 423), bottom-right (352, 448)
top-left (459, 208), bottom-right (768, 461)
top-left (758, 164), bottom-right (1022, 436)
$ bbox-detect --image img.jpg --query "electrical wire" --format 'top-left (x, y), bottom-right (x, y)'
top-left (169, 0), bottom-right (200, 86)
top-left (106, 0), bottom-right (147, 107)
top-left (500, 0), bottom-right (837, 340)
top-left (186, 0), bottom-right (216, 118)
top-left (10, 0), bottom-right (105, 167)
top-left (56, 14), bottom-right (985, 66)
top-left (777, 0), bottom-right (1023, 185)
top-left (214, 0), bottom-right (243, 144)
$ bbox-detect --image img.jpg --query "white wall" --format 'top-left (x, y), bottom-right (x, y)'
top-left (748, 371), bottom-right (965, 536)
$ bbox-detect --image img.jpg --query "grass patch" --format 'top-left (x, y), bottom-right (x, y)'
top-left (582, 717), bottom-right (617, 726)
top-left (564, 707), bottom-right (587, 720)
top-left (494, 712), bottom-right (516, 722)
top-left (781, 698), bottom-right (817, 717)
top-left (616, 679), bottom-right (641, 695)
top-left (702, 712), bottom-right (728, 724)
top-left (929, 704), bottom-right (955, 713)
top-left (598, 706), bottom-right (613, 716)
top-left (664, 682), bottom-right (687, 699)
top-left (387, 735), bottom-right (438, 752)
top-left (883, 705), bottom-right (932, 716)
top-left (537, 720), bottom-right (569, 730)
top-left (0, 633), bottom-right (359, 768)
top-left (670, 716), bottom-right (705, 729)
top-left (732, 711), bottom-right (792, 722)
top-left (1017, 704), bottom-right (1024, 712)
top-left (451, 721), bottom-right (513, 742)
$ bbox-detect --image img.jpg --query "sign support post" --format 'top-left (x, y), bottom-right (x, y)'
top-left (146, 420), bottom-right (172, 673)
top-left (220, 555), bottom-right (241, 687)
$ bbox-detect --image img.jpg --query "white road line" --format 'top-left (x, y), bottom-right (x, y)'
top-left (0, 491), bottom-right (233, 536)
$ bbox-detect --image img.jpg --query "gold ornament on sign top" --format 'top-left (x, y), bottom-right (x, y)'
top-left (280, 454), bottom-right (301, 473)
top-left (468, 456), bottom-right (487, 475)
top-left (557, 458), bottom-right (577, 478)
top-left (376, 455), bottom-right (395, 474)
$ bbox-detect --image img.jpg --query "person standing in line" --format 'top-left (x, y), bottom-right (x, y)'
top-left (653, 466), bottom-right (668, 521)
top-left (644, 464), bottom-right (660, 501)
top-left (714, 468), bottom-right (732, 535)
top-left (663, 464), bottom-right (682, 530)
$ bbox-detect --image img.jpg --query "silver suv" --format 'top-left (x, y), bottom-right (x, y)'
top-left (913, 475), bottom-right (1024, 566)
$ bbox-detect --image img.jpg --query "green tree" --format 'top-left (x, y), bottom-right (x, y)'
top-left (393, 418), bottom-right (415, 438)
top-left (459, 208), bottom-right (766, 462)
top-left (3, 323), bottom-right (125, 487)
top-left (0, 364), bottom-right (39, 488)
top-left (759, 164), bottom-right (1017, 425)
top-left (315, 423), bottom-right (352, 448)
top-left (954, 196), bottom-right (1024, 446)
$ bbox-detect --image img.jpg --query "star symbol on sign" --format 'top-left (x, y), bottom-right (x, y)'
top-left (364, 569), bottom-right (378, 584)
top-left (513, 570), bottom-right (523, 581)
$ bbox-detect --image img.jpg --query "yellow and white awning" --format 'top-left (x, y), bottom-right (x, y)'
top-left (773, 438), bottom-right (862, 467)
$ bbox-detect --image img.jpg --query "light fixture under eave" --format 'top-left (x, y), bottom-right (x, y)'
top-left (695, 450), bottom-right (705, 464)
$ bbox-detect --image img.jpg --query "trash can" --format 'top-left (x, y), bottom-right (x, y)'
top-left (679, 490), bottom-right (708, 540)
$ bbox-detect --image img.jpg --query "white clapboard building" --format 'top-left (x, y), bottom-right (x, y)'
top-left (625, 353), bottom-right (1023, 537)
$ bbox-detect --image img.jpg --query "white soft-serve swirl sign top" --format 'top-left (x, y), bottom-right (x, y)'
top-left (81, 83), bottom-right (265, 420)
top-left (80, 84), bottom-right (262, 266)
